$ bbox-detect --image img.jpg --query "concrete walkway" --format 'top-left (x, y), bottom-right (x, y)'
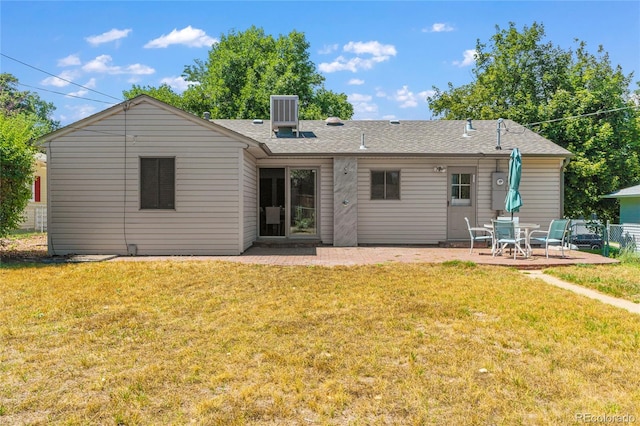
top-left (523, 270), bottom-right (640, 315)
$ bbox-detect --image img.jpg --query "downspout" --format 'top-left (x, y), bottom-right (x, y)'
top-left (123, 101), bottom-right (130, 254)
top-left (238, 145), bottom-right (246, 254)
top-left (45, 139), bottom-right (55, 255)
top-left (561, 157), bottom-right (571, 217)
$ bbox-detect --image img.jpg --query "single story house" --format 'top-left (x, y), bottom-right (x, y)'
top-left (41, 95), bottom-right (572, 256)
top-left (603, 184), bottom-right (640, 223)
top-left (18, 152), bottom-right (47, 231)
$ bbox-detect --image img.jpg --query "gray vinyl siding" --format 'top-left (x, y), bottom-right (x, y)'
top-left (47, 101), bottom-right (245, 255)
top-left (358, 158), bottom-right (446, 244)
top-left (242, 152), bottom-right (258, 251)
top-left (357, 157), bottom-right (565, 244)
top-left (516, 158), bottom-right (565, 225)
top-left (256, 158), bottom-right (333, 244)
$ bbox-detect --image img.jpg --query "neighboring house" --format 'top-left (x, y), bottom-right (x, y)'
top-left (603, 184), bottom-right (640, 223)
top-left (18, 152), bottom-right (47, 231)
top-left (40, 95), bottom-right (572, 256)
top-left (603, 184), bottom-right (640, 251)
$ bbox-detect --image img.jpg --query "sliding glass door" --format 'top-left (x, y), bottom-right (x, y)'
top-left (289, 169), bottom-right (316, 235)
top-left (259, 168), bottom-right (317, 237)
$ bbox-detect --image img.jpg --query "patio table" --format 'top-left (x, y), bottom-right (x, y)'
top-left (485, 222), bottom-right (540, 258)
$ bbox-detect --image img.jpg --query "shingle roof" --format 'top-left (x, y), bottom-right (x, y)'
top-left (604, 184), bottom-right (640, 198)
top-left (213, 118), bottom-right (572, 157)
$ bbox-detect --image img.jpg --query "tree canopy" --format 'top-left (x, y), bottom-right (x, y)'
top-left (0, 73), bottom-right (56, 236)
top-left (0, 112), bottom-right (38, 236)
top-left (0, 73), bottom-right (59, 137)
top-left (124, 26), bottom-right (353, 120)
top-left (428, 22), bottom-right (640, 222)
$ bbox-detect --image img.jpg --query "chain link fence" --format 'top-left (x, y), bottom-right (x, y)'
top-left (567, 219), bottom-right (639, 256)
top-left (608, 223), bottom-right (639, 253)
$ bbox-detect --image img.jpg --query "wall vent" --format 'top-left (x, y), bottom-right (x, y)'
top-left (270, 95), bottom-right (299, 135)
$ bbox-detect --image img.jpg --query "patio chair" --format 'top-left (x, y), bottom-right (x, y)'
top-left (464, 217), bottom-right (493, 254)
top-left (530, 219), bottom-right (570, 258)
top-left (492, 220), bottom-right (526, 259)
top-left (266, 206), bottom-right (281, 235)
top-left (498, 216), bottom-right (521, 237)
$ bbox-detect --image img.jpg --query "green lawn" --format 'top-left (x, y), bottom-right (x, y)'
top-left (2, 261), bottom-right (639, 424)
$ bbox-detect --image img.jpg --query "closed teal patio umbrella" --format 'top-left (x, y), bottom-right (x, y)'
top-left (505, 148), bottom-right (522, 218)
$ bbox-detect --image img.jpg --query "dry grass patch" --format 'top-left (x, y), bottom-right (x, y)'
top-left (2, 261), bottom-right (640, 424)
top-left (545, 263), bottom-right (640, 303)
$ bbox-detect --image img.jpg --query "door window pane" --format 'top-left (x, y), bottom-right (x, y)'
top-left (451, 173), bottom-right (472, 206)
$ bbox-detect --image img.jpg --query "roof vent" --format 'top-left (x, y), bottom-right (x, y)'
top-left (252, 119), bottom-right (263, 124)
top-left (466, 118), bottom-right (476, 132)
top-left (389, 119), bottom-right (400, 124)
top-left (203, 112), bottom-right (211, 120)
top-left (325, 116), bottom-right (343, 126)
top-left (270, 95), bottom-right (299, 135)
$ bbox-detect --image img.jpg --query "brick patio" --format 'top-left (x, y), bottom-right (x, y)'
top-left (112, 245), bottom-right (619, 269)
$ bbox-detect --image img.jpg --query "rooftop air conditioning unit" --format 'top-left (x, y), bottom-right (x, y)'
top-left (270, 95), bottom-right (299, 135)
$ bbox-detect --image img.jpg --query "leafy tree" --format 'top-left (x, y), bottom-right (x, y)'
top-left (123, 83), bottom-right (186, 110)
top-left (428, 22), bottom-right (640, 222)
top-left (0, 113), bottom-right (38, 237)
top-left (0, 74), bottom-right (56, 236)
top-left (1, 73), bottom-right (59, 136)
top-left (126, 26), bottom-right (353, 120)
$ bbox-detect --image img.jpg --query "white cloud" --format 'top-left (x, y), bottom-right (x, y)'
top-left (41, 69), bottom-right (80, 87)
top-left (348, 78), bottom-right (364, 85)
top-left (453, 49), bottom-right (477, 67)
top-left (82, 55), bottom-right (155, 75)
top-left (344, 41), bottom-right (397, 57)
top-left (319, 57), bottom-right (357, 73)
top-left (391, 86), bottom-right (434, 108)
top-left (423, 23), bottom-right (454, 33)
top-left (349, 93), bottom-right (372, 103)
top-left (125, 63), bottom-right (155, 75)
top-left (66, 78), bottom-right (96, 98)
top-left (66, 88), bottom-right (88, 98)
top-left (58, 54), bottom-right (81, 67)
top-left (348, 93), bottom-right (378, 118)
top-left (145, 25), bottom-right (217, 48)
top-left (319, 40), bottom-right (396, 73)
top-left (84, 78), bottom-right (97, 89)
top-left (86, 28), bottom-right (132, 46)
top-left (160, 76), bottom-right (197, 92)
top-left (60, 104), bottom-right (97, 122)
top-left (319, 44), bottom-right (339, 54)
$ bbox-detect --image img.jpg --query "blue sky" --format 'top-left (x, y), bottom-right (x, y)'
top-left (2, 1), bottom-right (639, 125)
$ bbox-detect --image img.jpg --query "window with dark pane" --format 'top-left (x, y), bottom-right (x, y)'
top-left (140, 158), bottom-right (175, 209)
top-left (371, 170), bottom-right (400, 200)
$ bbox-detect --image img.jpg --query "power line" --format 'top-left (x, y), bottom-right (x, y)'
top-left (1, 52), bottom-right (123, 102)
top-left (524, 105), bottom-right (639, 127)
top-left (17, 82), bottom-right (118, 105)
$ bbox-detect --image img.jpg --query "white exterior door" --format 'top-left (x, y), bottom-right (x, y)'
top-left (447, 167), bottom-right (477, 240)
